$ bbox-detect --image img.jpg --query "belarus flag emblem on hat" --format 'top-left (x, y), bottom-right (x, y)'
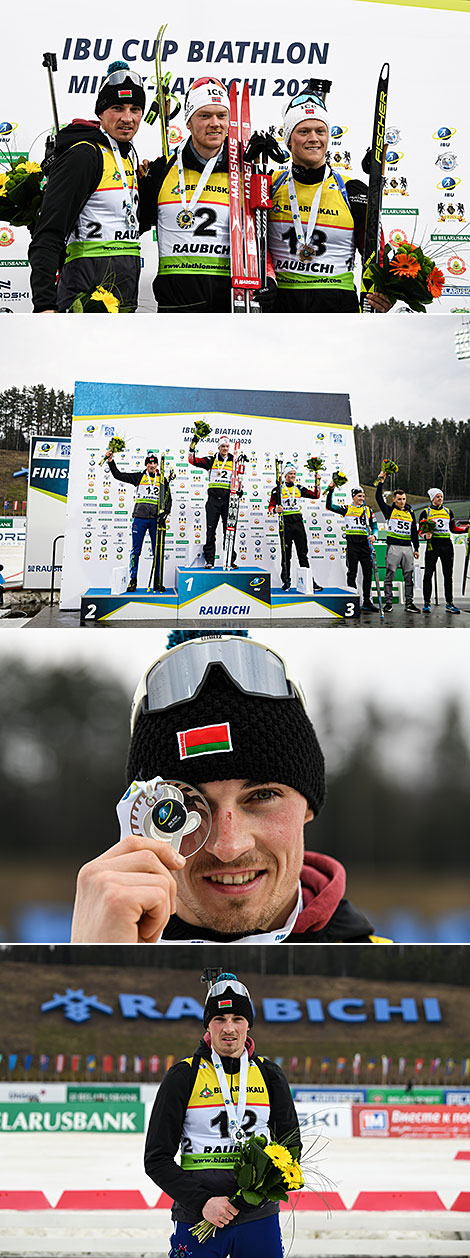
top-left (177, 722), bottom-right (232, 759)
top-left (118, 89), bottom-right (132, 98)
top-left (218, 999), bottom-right (232, 1008)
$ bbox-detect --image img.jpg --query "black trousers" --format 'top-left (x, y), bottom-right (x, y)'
top-left (423, 541), bottom-right (454, 604)
top-left (204, 493), bottom-right (236, 565)
top-left (282, 515), bottom-right (309, 584)
top-left (346, 538), bottom-right (373, 601)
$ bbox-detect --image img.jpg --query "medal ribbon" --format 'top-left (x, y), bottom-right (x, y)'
top-left (211, 1047), bottom-right (249, 1141)
top-left (287, 163), bottom-right (329, 257)
top-left (176, 141), bottom-right (224, 217)
top-left (102, 132), bottom-right (137, 229)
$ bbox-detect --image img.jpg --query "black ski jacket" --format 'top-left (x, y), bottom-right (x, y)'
top-left (139, 139), bottom-right (232, 313)
top-left (144, 1034), bottom-right (300, 1225)
top-left (29, 121), bottom-right (140, 312)
top-left (107, 460), bottom-right (172, 520)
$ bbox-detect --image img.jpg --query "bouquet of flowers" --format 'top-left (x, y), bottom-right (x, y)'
top-left (322, 469), bottom-right (348, 496)
top-left (99, 436), bottom-right (126, 466)
top-left (68, 285), bottom-right (121, 313)
top-left (373, 458), bottom-right (399, 486)
top-left (419, 517), bottom-right (437, 550)
top-left (190, 1133), bottom-right (304, 1244)
top-left (192, 420), bottom-right (212, 441)
top-left (0, 156), bottom-right (43, 231)
top-left (368, 242), bottom-right (445, 313)
top-left (305, 457), bottom-right (325, 474)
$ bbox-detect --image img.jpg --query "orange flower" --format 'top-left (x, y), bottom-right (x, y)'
top-left (390, 251), bottom-right (421, 279)
top-left (427, 266), bottom-right (445, 298)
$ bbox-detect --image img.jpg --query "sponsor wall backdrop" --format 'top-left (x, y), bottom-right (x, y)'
top-left (60, 380), bottom-right (357, 608)
top-left (23, 436), bottom-right (70, 589)
top-left (1, 0), bottom-right (470, 312)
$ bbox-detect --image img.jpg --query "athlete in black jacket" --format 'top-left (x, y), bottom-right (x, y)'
top-left (139, 77), bottom-right (232, 312)
top-left (145, 974), bottom-right (300, 1256)
top-left (29, 64), bottom-right (144, 312)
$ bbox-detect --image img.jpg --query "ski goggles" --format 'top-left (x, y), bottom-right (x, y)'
top-left (130, 637), bottom-right (307, 732)
top-left (284, 91), bottom-right (325, 113)
top-left (209, 978), bottom-right (252, 1002)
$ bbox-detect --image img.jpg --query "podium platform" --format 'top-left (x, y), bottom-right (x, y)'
top-left (176, 566), bottom-right (270, 619)
top-left (271, 586), bottom-right (360, 620)
top-left (80, 588), bottom-right (178, 625)
top-left (80, 569), bottom-right (360, 624)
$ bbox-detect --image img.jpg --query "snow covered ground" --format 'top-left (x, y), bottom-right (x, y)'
top-left (1, 1133), bottom-right (469, 1256)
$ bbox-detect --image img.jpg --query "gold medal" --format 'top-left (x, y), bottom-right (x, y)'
top-left (298, 243), bottom-right (315, 261)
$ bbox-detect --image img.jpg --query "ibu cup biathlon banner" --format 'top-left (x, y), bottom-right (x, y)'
top-left (1, 0), bottom-right (470, 313)
top-left (23, 436), bottom-right (70, 590)
top-left (60, 380), bottom-right (357, 609)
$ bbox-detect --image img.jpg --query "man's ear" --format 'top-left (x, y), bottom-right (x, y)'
top-left (304, 806), bottom-right (314, 825)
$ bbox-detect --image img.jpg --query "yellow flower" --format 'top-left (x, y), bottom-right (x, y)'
top-left (17, 161), bottom-right (42, 175)
top-left (90, 286), bottom-right (120, 313)
top-left (265, 1142), bottom-right (293, 1169)
top-left (281, 1160), bottom-right (305, 1190)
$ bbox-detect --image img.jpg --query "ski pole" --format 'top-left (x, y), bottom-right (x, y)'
top-left (360, 64), bottom-right (390, 312)
top-left (243, 131), bottom-right (285, 289)
top-left (42, 52), bottom-right (60, 173)
top-left (42, 52), bottom-right (59, 134)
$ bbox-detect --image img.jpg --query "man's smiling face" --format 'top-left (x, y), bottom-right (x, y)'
top-left (174, 779), bottom-right (313, 934)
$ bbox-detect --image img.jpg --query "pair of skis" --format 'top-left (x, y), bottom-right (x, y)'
top-left (228, 82), bottom-right (261, 313)
top-left (360, 62), bottom-right (390, 312)
top-left (362, 505), bottom-right (384, 620)
top-left (228, 82), bottom-right (283, 312)
top-left (274, 458), bottom-right (288, 586)
top-left (145, 24), bottom-right (181, 159)
top-left (223, 442), bottom-right (247, 568)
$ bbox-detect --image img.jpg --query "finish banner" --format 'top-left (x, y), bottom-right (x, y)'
top-left (23, 436), bottom-right (70, 590)
top-left (352, 1104), bottom-right (470, 1138)
top-left (0, 1102), bottom-right (146, 1133)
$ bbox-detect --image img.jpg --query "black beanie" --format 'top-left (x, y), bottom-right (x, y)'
top-left (126, 666), bottom-right (325, 816)
top-left (204, 974), bottom-right (254, 1028)
top-left (95, 63), bottom-right (146, 116)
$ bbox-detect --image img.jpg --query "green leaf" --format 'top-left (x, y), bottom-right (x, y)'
top-left (237, 1163), bottom-right (256, 1189)
top-left (241, 1189), bottom-right (264, 1205)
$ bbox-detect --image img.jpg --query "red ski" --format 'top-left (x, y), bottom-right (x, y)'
top-left (228, 81), bottom-right (261, 312)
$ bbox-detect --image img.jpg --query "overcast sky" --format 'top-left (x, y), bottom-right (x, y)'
top-left (1, 316), bottom-right (468, 429)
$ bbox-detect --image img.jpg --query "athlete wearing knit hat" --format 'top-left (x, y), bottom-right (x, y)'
top-left (203, 972), bottom-right (255, 1028)
top-left (71, 634), bottom-right (388, 946)
top-left (144, 967), bottom-right (298, 1257)
top-left (95, 61), bottom-right (146, 116)
top-left (127, 637), bottom-right (326, 816)
top-left (29, 60), bottom-right (144, 313)
top-left (282, 91), bottom-right (330, 147)
top-left (267, 84), bottom-right (391, 314)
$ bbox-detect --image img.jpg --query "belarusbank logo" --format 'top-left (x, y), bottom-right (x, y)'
top-left (0, 1103), bottom-right (145, 1133)
top-left (0, 260), bottom-right (29, 266)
